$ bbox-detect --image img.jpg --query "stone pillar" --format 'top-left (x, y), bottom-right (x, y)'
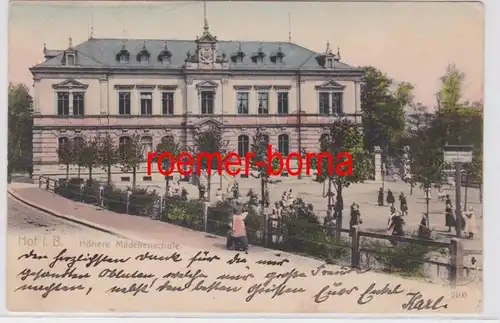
top-left (354, 81), bottom-right (361, 122)
top-left (374, 146), bottom-right (382, 181)
top-left (186, 78), bottom-right (195, 115)
top-left (33, 77), bottom-right (41, 115)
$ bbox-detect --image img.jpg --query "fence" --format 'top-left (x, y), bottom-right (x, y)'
top-left (38, 175), bottom-right (476, 287)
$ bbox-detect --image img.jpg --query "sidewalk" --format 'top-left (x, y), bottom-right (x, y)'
top-left (7, 184), bottom-right (231, 251)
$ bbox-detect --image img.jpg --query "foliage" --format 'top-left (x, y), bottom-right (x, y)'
top-left (164, 197), bottom-right (204, 229)
top-left (192, 126), bottom-right (229, 201)
top-left (128, 188), bottom-right (160, 216)
top-left (8, 83), bottom-right (33, 178)
top-left (119, 134), bottom-right (144, 190)
top-left (97, 133), bottom-right (119, 185)
top-left (361, 67), bottom-right (410, 159)
top-left (78, 137), bottom-right (101, 183)
top-left (57, 139), bottom-right (74, 178)
top-left (155, 135), bottom-right (182, 188)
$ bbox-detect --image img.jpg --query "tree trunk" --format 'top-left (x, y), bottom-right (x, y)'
top-left (207, 176), bottom-right (212, 202)
top-left (66, 164), bottom-right (69, 179)
top-left (165, 175), bottom-right (170, 198)
top-left (425, 187), bottom-right (430, 227)
top-left (335, 184), bottom-right (343, 243)
top-left (107, 164), bottom-right (111, 185)
top-left (78, 165), bottom-right (81, 179)
top-left (479, 183), bottom-right (483, 203)
top-left (88, 166), bottom-right (93, 185)
top-left (327, 178), bottom-right (333, 208)
top-left (132, 166), bottom-right (136, 191)
top-left (260, 175), bottom-right (265, 214)
top-left (410, 183), bottom-right (413, 195)
top-left (464, 174), bottom-right (469, 210)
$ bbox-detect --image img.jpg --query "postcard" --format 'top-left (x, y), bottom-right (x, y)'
top-left (7, 0), bottom-right (483, 314)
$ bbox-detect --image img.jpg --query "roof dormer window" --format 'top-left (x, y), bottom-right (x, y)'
top-left (65, 53), bottom-right (75, 66)
top-left (230, 42), bottom-right (245, 64)
top-left (270, 46), bottom-right (285, 64)
top-left (316, 41), bottom-right (341, 69)
top-left (327, 58), bottom-right (333, 69)
top-left (158, 42), bottom-right (172, 64)
top-left (136, 41), bottom-right (150, 63)
top-left (251, 45), bottom-right (266, 64)
top-left (116, 42), bottom-right (130, 63)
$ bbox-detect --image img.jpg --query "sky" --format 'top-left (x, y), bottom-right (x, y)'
top-left (8, 0), bottom-right (484, 107)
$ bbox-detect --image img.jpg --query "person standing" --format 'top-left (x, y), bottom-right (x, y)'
top-left (399, 192), bottom-right (408, 216)
top-left (226, 201), bottom-right (248, 251)
top-left (349, 202), bottom-right (362, 230)
top-left (386, 189), bottom-right (395, 207)
top-left (378, 187), bottom-right (384, 206)
top-left (445, 202), bottom-right (455, 232)
top-left (418, 213), bottom-right (431, 240)
top-left (388, 210), bottom-right (405, 246)
top-left (464, 207), bottom-right (477, 239)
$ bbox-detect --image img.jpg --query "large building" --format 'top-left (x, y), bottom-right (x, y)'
top-left (30, 22), bottom-right (363, 183)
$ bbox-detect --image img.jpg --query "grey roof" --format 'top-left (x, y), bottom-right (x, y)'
top-left (34, 37), bottom-right (358, 71)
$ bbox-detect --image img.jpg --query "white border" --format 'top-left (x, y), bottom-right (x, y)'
top-left (1, 0), bottom-right (499, 320)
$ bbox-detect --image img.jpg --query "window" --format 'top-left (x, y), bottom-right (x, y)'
top-left (162, 92), bottom-right (174, 115)
top-left (237, 135), bottom-right (249, 157)
top-left (258, 92), bottom-right (269, 114)
top-left (140, 92), bottom-right (153, 115)
top-left (73, 137), bottom-right (84, 151)
top-left (73, 92), bottom-right (84, 116)
top-left (119, 92), bottom-right (131, 115)
top-left (319, 92), bottom-right (330, 115)
top-left (119, 54), bottom-right (129, 64)
top-left (332, 93), bottom-right (343, 114)
top-left (201, 91), bottom-right (214, 114)
top-left (66, 54), bottom-right (75, 66)
top-left (327, 58), bottom-right (333, 69)
top-left (236, 92), bottom-right (249, 114)
top-left (119, 136), bottom-right (131, 156)
top-left (58, 137), bottom-right (69, 148)
top-left (278, 134), bottom-right (289, 156)
top-left (277, 92), bottom-right (289, 114)
top-left (57, 92), bottom-right (70, 115)
top-left (141, 136), bottom-right (153, 159)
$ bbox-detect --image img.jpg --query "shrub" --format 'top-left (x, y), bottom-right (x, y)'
top-left (360, 235), bottom-right (447, 277)
top-left (206, 200), bottom-right (233, 236)
top-left (103, 185), bottom-right (127, 214)
top-left (164, 196), bottom-right (204, 230)
top-left (128, 188), bottom-right (159, 216)
top-left (54, 177), bottom-right (84, 200)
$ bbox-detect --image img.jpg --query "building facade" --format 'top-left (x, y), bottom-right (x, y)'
top-left (30, 23), bottom-right (363, 182)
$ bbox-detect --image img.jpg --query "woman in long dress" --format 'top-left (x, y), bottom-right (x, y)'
top-left (445, 202), bottom-right (455, 232)
top-left (464, 207), bottom-right (477, 239)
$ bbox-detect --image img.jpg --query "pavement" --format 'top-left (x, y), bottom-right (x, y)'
top-left (5, 189), bottom-right (483, 313)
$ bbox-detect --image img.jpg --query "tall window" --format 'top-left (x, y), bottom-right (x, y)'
top-left (58, 137), bottom-right (69, 148)
top-left (119, 92), bottom-right (131, 115)
top-left (201, 91), bottom-right (214, 114)
top-left (278, 134), bottom-right (289, 156)
top-left (277, 92), bottom-right (289, 114)
top-left (119, 136), bottom-right (131, 156)
top-left (332, 93), bottom-right (343, 114)
top-left (57, 92), bottom-right (70, 115)
top-left (73, 136), bottom-right (84, 151)
top-left (141, 136), bottom-right (153, 159)
top-left (162, 92), bottom-right (174, 115)
top-left (257, 92), bottom-right (269, 114)
top-left (73, 92), bottom-right (85, 116)
top-left (237, 135), bottom-right (249, 157)
top-left (236, 92), bottom-right (249, 114)
top-left (140, 92), bottom-right (153, 115)
top-left (319, 92), bottom-right (330, 115)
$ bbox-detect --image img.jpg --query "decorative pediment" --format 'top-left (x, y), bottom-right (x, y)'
top-left (52, 79), bottom-right (89, 90)
top-left (315, 80), bottom-right (345, 91)
top-left (196, 80), bottom-right (218, 89)
top-left (196, 118), bottom-right (223, 131)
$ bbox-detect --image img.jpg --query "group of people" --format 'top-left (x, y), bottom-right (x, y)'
top-left (444, 195), bottom-right (477, 239)
top-left (166, 180), bottom-right (189, 201)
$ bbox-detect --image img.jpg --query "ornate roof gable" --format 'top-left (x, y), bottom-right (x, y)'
top-left (52, 79), bottom-right (89, 90)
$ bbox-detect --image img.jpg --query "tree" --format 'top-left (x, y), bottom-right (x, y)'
top-left (312, 118), bottom-right (371, 241)
top-left (79, 137), bottom-right (100, 184)
top-left (8, 83), bottom-right (33, 182)
top-left (250, 128), bottom-right (280, 212)
top-left (361, 67), bottom-right (411, 181)
top-left (56, 139), bottom-right (74, 179)
top-left (192, 126), bottom-right (229, 202)
top-left (119, 134), bottom-right (144, 190)
top-left (73, 137), bottom-right (85, 179)
top-left (406, 110), bottom-right (444, 220)
top-left (155, 135), bottom-right (181, 195)
top-left (97, 132), bottom-right (119, 185)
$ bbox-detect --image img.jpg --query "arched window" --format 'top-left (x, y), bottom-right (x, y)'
top-left (238, 135), bottom-right (249, 157)
top-left (278, 134), bottom-right (289, 156)
top-left (141, 136), bottom-right (153, 159)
